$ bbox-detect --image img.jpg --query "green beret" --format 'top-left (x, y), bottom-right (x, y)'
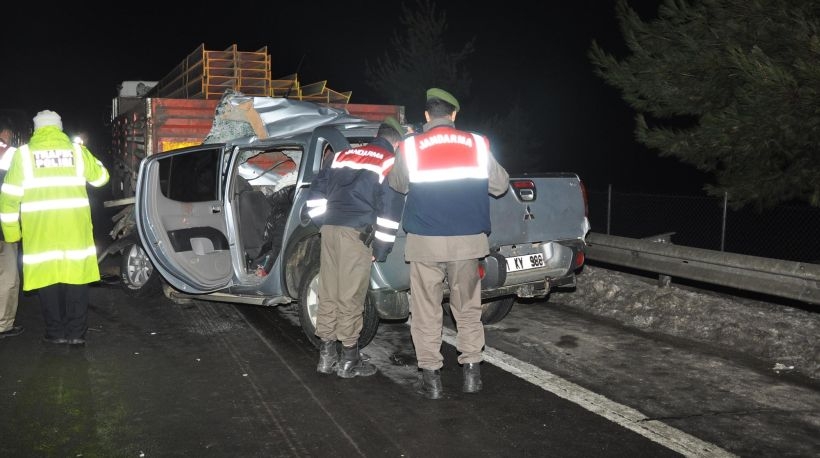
top-left (426, 88), bottom-right (460, 112)
top-left (384, 116), bottom-right (405, 136)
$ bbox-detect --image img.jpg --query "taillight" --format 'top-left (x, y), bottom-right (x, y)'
top-left (575, 251), bottom-right (585, 268)
top-left (511, 179), bottom-right (536, 201)
top-left (478, 263), bottom-right (486, 279)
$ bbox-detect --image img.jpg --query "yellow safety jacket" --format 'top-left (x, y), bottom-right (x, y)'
top-left (0, 126), bottom-right (109, 290)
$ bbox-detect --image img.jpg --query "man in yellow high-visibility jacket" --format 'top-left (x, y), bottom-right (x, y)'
top-left (0, 117), bottom-right (23, 339)
top-left (0, 110), bottom-right (109, 346)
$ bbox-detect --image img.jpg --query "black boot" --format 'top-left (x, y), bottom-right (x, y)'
top-left (316, 339), bottom-right (339, 374)
top-left (336, 344), bottom-right (377, 378)
top-left (462, 362), bottom-right (482, 393)
top-left (417, 369), bottom-right (443, 400)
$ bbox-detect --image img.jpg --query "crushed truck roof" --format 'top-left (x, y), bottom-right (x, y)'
top-left (203, 91), bottom-right (372, 145)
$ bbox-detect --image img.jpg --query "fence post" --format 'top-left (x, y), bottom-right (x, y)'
top-left (607, 184), bottom-right (612, 235)
top-left (720, 191), bottom-right (728, 252)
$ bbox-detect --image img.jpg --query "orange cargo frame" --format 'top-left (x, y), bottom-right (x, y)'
top-left (111, 97), bottom-right (404, 196)
top-left (114, 98), bottom-right (403, 162)
top-left (149, 99), bottom-right (221, 153)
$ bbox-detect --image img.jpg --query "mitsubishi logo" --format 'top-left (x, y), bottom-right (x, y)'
top-left (523, 205), bottom-right (535, 220)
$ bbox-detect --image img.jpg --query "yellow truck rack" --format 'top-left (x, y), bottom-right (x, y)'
top-left (148, 44), bottom-right (351, 103)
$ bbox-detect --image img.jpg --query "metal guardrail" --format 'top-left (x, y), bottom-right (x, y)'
top-left (584, 232), bottom-right (820, 305)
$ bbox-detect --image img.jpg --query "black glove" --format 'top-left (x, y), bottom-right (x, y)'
top-left (359, 225), bottom-right (374, 247)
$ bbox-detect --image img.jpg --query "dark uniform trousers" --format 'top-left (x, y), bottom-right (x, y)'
top-left (410, 258), bottom-right (483, 370)
top-left (316, 225), bottom-right (372, 347)
top-left (38, 283), bottom-right (89, 340)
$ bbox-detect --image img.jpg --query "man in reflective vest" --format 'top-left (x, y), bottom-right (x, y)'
top-left (0, 117), bottom-right (22, 339)
top-left (0, 110), bottom-right (109, 346)
top-left (388, 88), bottom-right (510, 399)
top-left (306, 118), bottom-right (405, 378)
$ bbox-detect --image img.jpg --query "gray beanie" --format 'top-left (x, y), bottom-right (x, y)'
top-left (33, 110), bottom-right (63, 131)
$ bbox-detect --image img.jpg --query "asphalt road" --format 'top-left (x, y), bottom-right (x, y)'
top-left (0, 276), bottom-right (818, 457)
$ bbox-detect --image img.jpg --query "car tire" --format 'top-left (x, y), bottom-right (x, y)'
top-left (296, 258), bottom-right (379, 350)
top-left (120, 242), bottom-right (163, 297)
top-left (444, 296), bottom-right (516, 325)
top-left (479, 296), bottom-right (515, 324)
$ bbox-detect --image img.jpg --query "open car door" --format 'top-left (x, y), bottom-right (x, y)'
top-left (135, 144), bottom-right (233, 293)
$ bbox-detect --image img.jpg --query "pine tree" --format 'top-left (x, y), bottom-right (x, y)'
top-left (589, 0), bottom-right (820, 209)
top-left (364, 0), bottom-right (474, 121)
top-left (364, 0), bottom-right (544, 169)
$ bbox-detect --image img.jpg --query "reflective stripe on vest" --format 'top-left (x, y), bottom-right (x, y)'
top-left (0, 145), bottom-right (15, 171)
top-left (404, 132), bottom-right (489, 183)
top-left (18, 144), bottom-right (90, 213)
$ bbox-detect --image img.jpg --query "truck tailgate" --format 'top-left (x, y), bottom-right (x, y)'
top-left (489, 173), bottom-right (588, 247)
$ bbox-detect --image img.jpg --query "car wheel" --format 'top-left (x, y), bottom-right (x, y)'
top-left (296, 258), bottom-right (379, 350)
top-left (479, 296), bottom-right (515, 324)
top-left (120, 242), bottom-right (162, 297)
top-left (444, 296), bottom-right (516, 325)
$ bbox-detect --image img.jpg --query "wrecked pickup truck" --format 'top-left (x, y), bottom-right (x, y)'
top-left (135, 94), bottom-right (590, 348)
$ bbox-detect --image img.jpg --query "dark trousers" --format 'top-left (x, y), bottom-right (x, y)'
top-left (38, 283), bottom-right (89, 340)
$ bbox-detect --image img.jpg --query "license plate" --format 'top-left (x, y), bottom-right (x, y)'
top-left (506, 253), bottom-right (545, 272)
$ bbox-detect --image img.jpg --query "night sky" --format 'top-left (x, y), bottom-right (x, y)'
top-left (2, 0), bottom-right (707, 194)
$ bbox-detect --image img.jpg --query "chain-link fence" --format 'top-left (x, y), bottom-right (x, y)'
top-left (587, 187), bottom-right (820, 264)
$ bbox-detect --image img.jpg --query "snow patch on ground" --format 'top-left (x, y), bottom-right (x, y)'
top-left (554, 265), bottom-right (820, 381)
